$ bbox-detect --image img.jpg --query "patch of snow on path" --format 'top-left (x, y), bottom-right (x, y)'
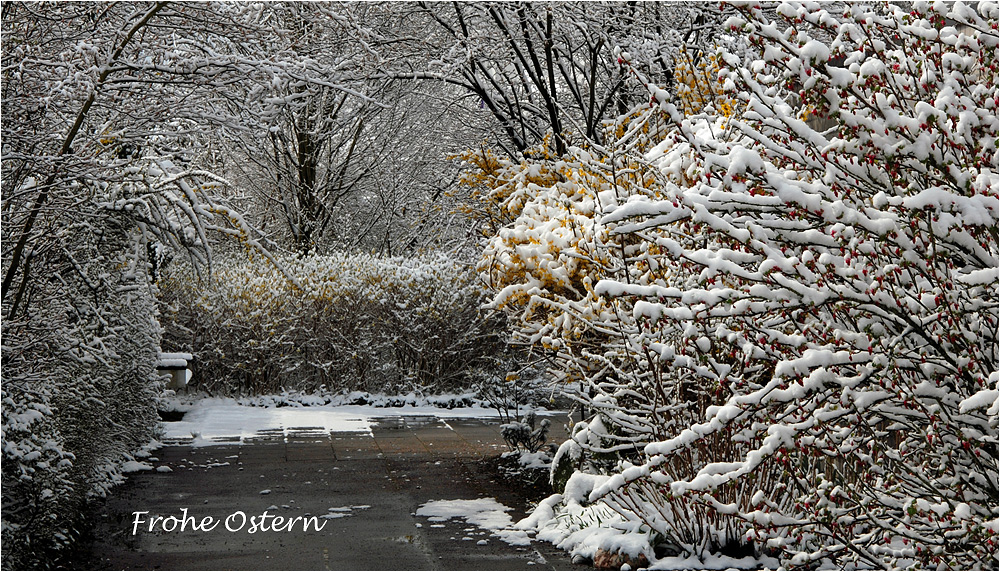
top-left (416, 498), bottom-right (532, 546)
top-left (120, 460), bottom-right (154, 473)
top-left (321, 505), bottom-right (371, 519)
top-left (162, 398), bottom-right (372, 445)
top-left (161, 397), bottom-right (552, 446)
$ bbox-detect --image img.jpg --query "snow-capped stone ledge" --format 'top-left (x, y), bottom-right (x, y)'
top-left (157, 352), bottom-right (193, 389)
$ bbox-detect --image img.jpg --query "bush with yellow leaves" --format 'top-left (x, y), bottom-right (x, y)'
top-left (673, 47), bottom-right (735, 118)
top-left (158, 251), bottom-right (506, 395)
top-left (458, 107), bottom-right (726, 454)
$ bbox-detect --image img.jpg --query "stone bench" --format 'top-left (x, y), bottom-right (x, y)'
top-left (157, 352), bottom-right (193, 390)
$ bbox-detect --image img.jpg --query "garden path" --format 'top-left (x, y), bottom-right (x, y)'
top-left (76, 411), bottom-right (586, 571)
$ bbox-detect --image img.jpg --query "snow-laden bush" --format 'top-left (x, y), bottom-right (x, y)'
top-left (1, 212), bottom-right (162, 569)
top-left (3, 4), bottom-right (305, 563)
top-left (501, 410), bottom-right (551, 453)
top-left (478, 1), bottom-right (998, 568)
top-left (159, 251), bottom-right (507, 395)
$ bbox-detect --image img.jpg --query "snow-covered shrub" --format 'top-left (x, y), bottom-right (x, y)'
top-left (463, 116), bottom-right (753, 556)
top-left (594, 3), bottom-right (998, 568)
top-left (501, 410), bottom-right (551, 453)
top-left (159, 251), bottom-right (506, 395)
top-left (464, 112), bottom-right (727, 457)
top-left (3, 5), bottom-right (295, 559)
top-left (161, 389), bottom-right (484, 411)
top-left (518, 470), bottom-right (663, 568)
top-left (1, 212), bottom-right (162, 568)
top-left (476, 362), bottom-right (555, 424)
top-left (481, 1), bottom-right (998, 568)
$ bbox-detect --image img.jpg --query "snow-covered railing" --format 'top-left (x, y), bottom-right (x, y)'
top-left (157, 352), bottom-right (193, 390)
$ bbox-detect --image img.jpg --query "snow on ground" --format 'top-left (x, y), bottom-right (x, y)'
top-left (502, 450), bottom-right (552, 470)
top-left (647, 554), bottom-right (777, 570)
top-left (160, 396), bottom-right (559, 446)
top-left (162, 398), bottom-right (373, 445)
top-left (120, 460), bottom-right (154, 473)
top-left (513, 471), bottom-right (783, 570)
top-left (416, 498), bottom-right (532, 546)
top-left (320, 505), bottom-right (371, 520)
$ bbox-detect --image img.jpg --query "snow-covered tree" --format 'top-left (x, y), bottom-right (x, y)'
top-left (198, 3), bottom-right (479, 256)
top-left (1, 3), bottom-right (291, 565)
top-left (212, 2), bottom-right (369, 254)
top-left (393, 2), bottom-right (702, 158)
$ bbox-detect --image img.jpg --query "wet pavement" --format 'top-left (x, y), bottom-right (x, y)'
top-left (76, 413), bottom-right (588, 570)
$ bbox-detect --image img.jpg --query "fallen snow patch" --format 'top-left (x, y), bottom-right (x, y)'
top-left (162, 398), bottom-right (372, 445)
top-left (120, 460), bottom-right (153, 473)
top-left (416, 498), bottom-right (532, 546)
top-left (320, 505), bottom-right (370, 519)
top-left (160, 397), bottom-right (563, 447)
